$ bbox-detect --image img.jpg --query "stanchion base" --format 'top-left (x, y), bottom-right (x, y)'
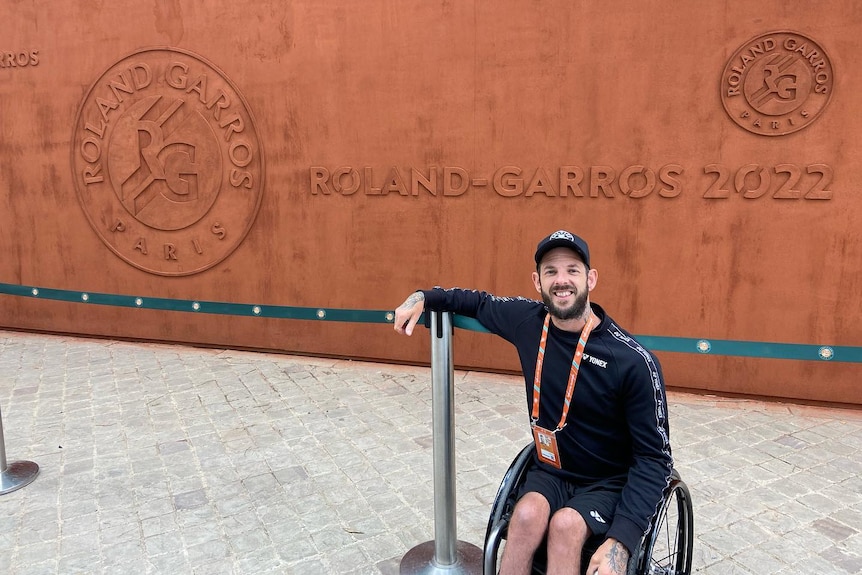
top-left (0, 460), bottom-right (40, 495)
top-left (400, 540), bottom-right (483, 575)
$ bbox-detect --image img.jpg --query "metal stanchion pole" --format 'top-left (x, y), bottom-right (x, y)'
top-left (0, 404), bottom-right (39, 495)
top-left (400, 311), bottom-right (482, 575)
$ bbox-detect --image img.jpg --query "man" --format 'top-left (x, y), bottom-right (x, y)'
top-left (394, 230), bottom-right (673, 575)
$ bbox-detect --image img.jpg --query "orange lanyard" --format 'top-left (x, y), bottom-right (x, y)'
top-left (531, 311), bottom-right (596, 432)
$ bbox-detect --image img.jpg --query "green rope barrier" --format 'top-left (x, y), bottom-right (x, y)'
top-left (1, 282), bottom-right (860, 363)
top-left (0, 282), bottom-right (395, 324)
top-left (451, 312), bottom-right (861, 364)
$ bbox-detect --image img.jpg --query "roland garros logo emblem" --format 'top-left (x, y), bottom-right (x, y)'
top-left (721, 31), bottom-right (834, 136)
top-left (72, 47), bottom-right (264, 275)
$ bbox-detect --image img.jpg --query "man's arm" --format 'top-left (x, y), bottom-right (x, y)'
top-left (605, 349), bottom-right (674, 555)
top-left (393, 291), bottom-right (425, 336)
top-left (393, 287), bottom-right (538, 341)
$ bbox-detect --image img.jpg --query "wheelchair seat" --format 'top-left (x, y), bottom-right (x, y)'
top-left (484, 443), bottom-right (693, 575)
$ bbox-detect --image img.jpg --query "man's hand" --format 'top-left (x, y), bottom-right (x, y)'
top-left (586, 538), bottom-right (630, 575)
top-left (393, 291), bottom-right (425, 335)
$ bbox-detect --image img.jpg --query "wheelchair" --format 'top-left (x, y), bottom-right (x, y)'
top-left (484, 444), bottom-right (693, 575)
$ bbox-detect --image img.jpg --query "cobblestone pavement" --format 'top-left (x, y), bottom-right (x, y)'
top-left (0, 329), bottom-right (860, 574)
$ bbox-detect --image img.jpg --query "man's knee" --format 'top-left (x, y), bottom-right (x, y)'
top-left (548, 507), bottom-right (590, 543)
top-left (510, 492), bottom-right (550, 537)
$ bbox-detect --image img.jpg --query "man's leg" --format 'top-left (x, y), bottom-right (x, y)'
top-left (499, 492), bottom-right (551, 575)
top-left (545, 508), bottom-right (591, 575)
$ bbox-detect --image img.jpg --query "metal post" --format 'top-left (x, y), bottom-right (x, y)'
top-left (0, 404), bottom-right (39, 495)
top-left (400, 311), bottom-right (482, 575)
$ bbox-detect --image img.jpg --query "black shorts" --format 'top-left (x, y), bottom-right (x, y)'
top-left (518, 463), bottom-right (624, 537)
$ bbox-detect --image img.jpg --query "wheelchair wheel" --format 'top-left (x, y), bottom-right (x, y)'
top-left (629, 473), bottom-right (694, 575)
top-left (484, 444), bottom-right (534, 574)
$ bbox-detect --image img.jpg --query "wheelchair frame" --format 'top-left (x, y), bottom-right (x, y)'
top-left (483, 443), bottom-right (694, 575)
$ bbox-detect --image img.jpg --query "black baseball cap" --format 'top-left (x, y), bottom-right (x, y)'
top-left (534, 230), bottom-right (590, 268)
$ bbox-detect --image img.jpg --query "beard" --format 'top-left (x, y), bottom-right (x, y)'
top-left (541, 283), bottom-right (589, 321)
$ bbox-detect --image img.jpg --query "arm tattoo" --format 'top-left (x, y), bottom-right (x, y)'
top-left (399, 291), bottom-right (425, 309)
top-left (606, 542), bottom-right (630, 575)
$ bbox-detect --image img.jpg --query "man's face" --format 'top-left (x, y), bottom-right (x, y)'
top-left (532, 247), bottom-right (594, 321)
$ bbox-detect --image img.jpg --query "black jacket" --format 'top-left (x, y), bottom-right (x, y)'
top-left (422, 287), bottom-right (674, 553)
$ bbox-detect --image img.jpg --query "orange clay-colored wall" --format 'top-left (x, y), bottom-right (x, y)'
top-left (1, 1), bottom-right (860, 405)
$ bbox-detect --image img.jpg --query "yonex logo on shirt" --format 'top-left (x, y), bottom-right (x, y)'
top-left (583, 353), bottom-right (608, 368)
